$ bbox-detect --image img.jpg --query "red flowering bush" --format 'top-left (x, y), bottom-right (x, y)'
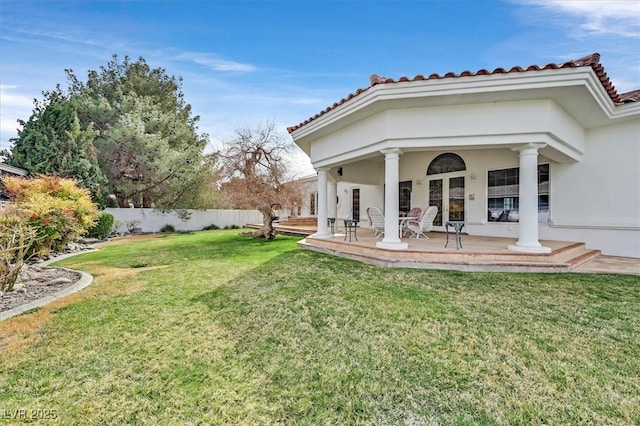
top-left (3, 175), bottom-right (98, 256)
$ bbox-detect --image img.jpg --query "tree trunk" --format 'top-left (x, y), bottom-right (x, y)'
top-left (143, 194), bottom-right (153, 208)
top-left (116, 193), bottom-right (130, 208)
top-left (252, 206), bottom-right (278, 239)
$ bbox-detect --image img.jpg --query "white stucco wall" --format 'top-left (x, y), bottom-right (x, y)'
top-left (105, 208), bottom-right (262, 233)
top-left (551, 119), bottom-right (639, 228)
top-left (336, 183), bottom-right (383, 225)
top-left (337, 160), bottom-right (385, 185)
top-left (542, 119), bottom-right (640, 257)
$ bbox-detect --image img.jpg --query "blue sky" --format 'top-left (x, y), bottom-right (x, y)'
top-left (1, 0), bottom-right (639, 177)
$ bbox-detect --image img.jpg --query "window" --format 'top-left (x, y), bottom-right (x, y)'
top-left (537, 164), bottom-right (549, 214)
top-left (352, 188), bottom-right (360, 221)
top-left (427, 153), bottom-right (466, 175)
top-left (309, 192), bottom-right (317, 216)
top-left (487, 164), bottom-right (549, 223)
top-left (429, 179), bottom-right (443, 226)
top-left (399, 181), bottom-right (412, 214)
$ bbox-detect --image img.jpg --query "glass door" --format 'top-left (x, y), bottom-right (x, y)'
top-left (351, 188), bottom-right (360, 221)
top-left (448, 176), bottom-right (465, 222)
top-left (399, 181), bottom-right (412, 215)
top-left (428, 179), bottom-right (444, 227)
top-left (428, 174), bottom-right (465, 229)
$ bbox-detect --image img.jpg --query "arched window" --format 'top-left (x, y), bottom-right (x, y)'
top-left (426, 153), bottom-right (466, 175)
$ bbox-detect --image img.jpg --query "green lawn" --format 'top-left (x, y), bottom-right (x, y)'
top-left (1, 230), bottom-right (639, 424)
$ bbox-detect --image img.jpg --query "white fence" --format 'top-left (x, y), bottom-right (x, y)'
top-left (105, 208), bottom-right (262, 234)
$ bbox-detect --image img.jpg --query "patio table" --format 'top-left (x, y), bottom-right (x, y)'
top-left (445, 221), bottom-right (465, 249)
top-left (328, 217), bottom-right (336, 234)
top-left (344, 220), bottom-right (358, 242)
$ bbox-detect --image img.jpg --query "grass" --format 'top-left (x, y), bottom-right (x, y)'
top-left (0, 230), bottom-right (639, 424)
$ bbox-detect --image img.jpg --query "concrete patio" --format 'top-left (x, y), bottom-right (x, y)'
top-left (262, 220), bottom-right (640, 275)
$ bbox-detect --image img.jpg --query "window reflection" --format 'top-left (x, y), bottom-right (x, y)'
top-left (487, 164), bottom-right (549, 223)
top-left (427, 153), bottom-right (466, 175)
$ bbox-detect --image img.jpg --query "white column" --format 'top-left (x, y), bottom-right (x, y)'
top-left (377, 148), bottom-right (409, 250)
top-left (311, 167), bottom-right (332, 239)
top-left (508, 143), bottom-right (551, 253)
top-left (327, 179), bottom-right (337, 220)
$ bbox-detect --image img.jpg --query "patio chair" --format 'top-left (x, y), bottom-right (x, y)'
top-left (402, 207), bottom-right (422, 236)
top-left (366, 207), bottom-right (374, 232)
top-left (367, 206), bottom-right (385, 238)
top-left (406, 206), bottom-right (438, 239)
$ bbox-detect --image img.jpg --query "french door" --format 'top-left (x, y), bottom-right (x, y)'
top-left (352, 188), bottom-right (360, 221)
top-left (428, 173), bottom-right (465, 229)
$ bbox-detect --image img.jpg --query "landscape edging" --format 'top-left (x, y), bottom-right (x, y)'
top-left (0, 251), bottom-right (95, 322)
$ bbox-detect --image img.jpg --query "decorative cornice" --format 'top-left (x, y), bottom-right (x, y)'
top-left (288, 53), bottom-right (636, 134)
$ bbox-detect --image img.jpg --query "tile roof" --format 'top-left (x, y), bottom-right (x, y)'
top-left (288, 53), bottom-right (637, 133)
top-left (619, 89), bottom-right (640, 102)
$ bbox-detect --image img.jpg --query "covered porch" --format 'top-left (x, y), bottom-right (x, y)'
top-left (310, 143), bottom-right (554, 255)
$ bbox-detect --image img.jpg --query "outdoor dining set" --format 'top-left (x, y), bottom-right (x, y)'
top-left (336, 206), bottom-right (465, 250)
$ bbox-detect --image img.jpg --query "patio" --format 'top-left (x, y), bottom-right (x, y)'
top-left (265, 220), bottom-right (618, 273)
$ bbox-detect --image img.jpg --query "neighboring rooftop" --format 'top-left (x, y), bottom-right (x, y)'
top-left (288, 53), bottom-right (639, 133)
top-left (0, 163), bottom-right (28, 176)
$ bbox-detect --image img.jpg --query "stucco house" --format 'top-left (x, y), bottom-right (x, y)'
top-left (287, 54), bottom-right (640, 259)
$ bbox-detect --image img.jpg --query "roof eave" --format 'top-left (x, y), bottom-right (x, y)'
top-left (290, 66), bottom-right (623, 146)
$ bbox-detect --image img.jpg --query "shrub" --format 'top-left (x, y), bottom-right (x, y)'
top-left (202, 224), bottom-right (220, 231)
top-left (0, 213), bottom-right (38, 293)
top-left (124, 220), bottom-right (140, 234)
top-left (3, 175), bottom-right (98, 255)
top-left (110, 220), bottom-right (139, 235)
top-left (112, 220), bottom-right (123, 234)
top-left (159, 224), bottom-right (176, 233)
top-left (85, 212), bottom-right (115, 240)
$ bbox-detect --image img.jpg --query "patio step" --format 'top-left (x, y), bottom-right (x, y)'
top-left (298, 238), bottom-right (601, 273)
top-left (566, 249), bottom-right (602, 270)
top-left (278, 217), bottom-right (317, 227)
top-left (542, 242), bottom-right (602, 269)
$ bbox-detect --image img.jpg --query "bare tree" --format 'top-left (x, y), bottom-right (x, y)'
top-left (217, 122), bottom-right (302, 239)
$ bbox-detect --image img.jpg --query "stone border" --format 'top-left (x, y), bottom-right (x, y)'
top-left (0, 251), bottom-right (95, 322)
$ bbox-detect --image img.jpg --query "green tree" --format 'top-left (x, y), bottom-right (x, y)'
top-left (7, 89), bottom-right (108, 202)
top-left (7, 55), bottom-right (213, 208)
top-left (67, 55), bottom-right (210, 207)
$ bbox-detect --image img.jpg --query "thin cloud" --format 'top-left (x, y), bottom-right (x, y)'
top-left (522, 0), bottom-right (640, 38)
top-left (3, 26), bottom-right (145, 67)
top-left (0, 86), bottom-right (33, 150)
top-left (13, 27), bottom-right (107, 48)
top-left (0, 85), bottom-right (35, 109)
top-left (174, 51), bottom-right (257, 72)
